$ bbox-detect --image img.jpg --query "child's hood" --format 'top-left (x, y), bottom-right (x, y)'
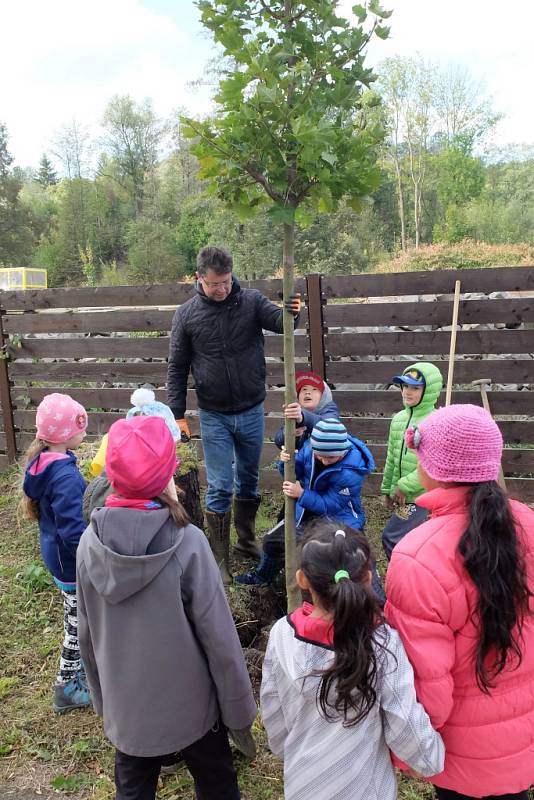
top-left (315, 382), bottom-right (334, 413)
top-left (272, 607), bottom-right (334, 693)
top-left (23, 451), bottom-right (78, 500)
top-left (403, 361), bottom-right (443, 414)
top-left (343, 436), bottom-right (375, 475)
top-left (80, 507), bottom-right (183, 605)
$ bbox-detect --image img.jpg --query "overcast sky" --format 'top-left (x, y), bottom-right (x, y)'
top-left (1, 0), bottom-right (532, 170)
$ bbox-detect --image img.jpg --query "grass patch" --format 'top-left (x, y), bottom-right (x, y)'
top-left (3, 467), bottom-right (520, 799)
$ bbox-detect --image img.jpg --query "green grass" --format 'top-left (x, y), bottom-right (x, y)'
top-left (2, 469), bottom-right (522, 799)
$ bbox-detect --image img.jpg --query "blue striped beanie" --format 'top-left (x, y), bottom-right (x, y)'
top-left (310, 418), bottom-right (350, 456)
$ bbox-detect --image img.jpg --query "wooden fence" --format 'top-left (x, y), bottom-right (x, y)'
top-left (1, 265), bottom-right (533, 500)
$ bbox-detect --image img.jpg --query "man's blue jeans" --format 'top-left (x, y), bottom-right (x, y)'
top-left (199, 402), bottom-right (265, 514)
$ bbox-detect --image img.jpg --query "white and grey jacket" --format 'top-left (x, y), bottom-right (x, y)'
top-left (260, 614), bottom-right (444, 800)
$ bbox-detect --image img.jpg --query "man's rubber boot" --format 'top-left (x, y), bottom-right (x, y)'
top-left (233, 496), bottom-right (261, 559)
top-left (206, 510), bottom-right (232, 586)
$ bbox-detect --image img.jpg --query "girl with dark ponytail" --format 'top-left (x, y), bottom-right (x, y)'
top-left (260, 521), bottom-right (444, 800)
top-left (386, 404), bottom-right (534, 800)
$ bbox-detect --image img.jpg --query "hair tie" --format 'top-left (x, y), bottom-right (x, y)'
top-left (335, 529), bottom-right (346, 538)
top-left (334, 569), bottom-right (350, 583)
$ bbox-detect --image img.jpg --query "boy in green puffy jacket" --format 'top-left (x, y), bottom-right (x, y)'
top-left (381, 362), bottom-right (443, 560)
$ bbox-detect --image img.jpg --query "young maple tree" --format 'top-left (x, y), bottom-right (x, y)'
top-left (183, 0), bottom-right (390, 609)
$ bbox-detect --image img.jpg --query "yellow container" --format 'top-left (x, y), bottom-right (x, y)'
top-left (0, 268), bottom-right (48, 290)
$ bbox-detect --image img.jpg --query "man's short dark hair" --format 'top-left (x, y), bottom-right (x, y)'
top-left (196, 245), bottom-right (233, 275)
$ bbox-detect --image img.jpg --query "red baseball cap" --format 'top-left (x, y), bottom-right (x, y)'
top-left (106, 416), bottom-right (177, 499)
top-left (295, 371), bottom-right (325, 395)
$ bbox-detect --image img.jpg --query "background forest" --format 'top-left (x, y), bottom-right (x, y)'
top-left (2, 56), bottom-right (534, 287)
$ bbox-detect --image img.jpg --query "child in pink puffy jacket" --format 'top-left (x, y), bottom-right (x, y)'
top-left (385, 404), bottom-right (534, 800)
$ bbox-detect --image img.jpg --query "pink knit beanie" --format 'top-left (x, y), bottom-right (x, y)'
top-left (405, 404), bottom-right (503, 483)
top-left (36, 393), bottom-right (88, 444)
top-left (106, 416), bottom-right (177, 499)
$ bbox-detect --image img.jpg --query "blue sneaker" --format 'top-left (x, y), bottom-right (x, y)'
top-left (53, 673), bottom-right (91, 714)
top-left (234, 569), bottom-right (266, 586)
top-left (234, 553), bottom-right (283, 586)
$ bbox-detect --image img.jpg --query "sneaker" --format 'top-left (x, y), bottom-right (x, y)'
top-left (234, 570), bottom-right (265, 586)
top-left (53, 674), bottom-right (92, 714)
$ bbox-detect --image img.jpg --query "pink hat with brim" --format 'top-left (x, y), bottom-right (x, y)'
top-left (106, 416), bottom-right (177, 499)
top-left (36, 393), bottom-right (88, 444)
top-left (405, 404), bottom-right (503, 484)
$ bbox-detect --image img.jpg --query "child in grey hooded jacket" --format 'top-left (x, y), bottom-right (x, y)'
top-left (260, 522), bottom-right (444, 800)
top-left (77, 416), bottom-right (256, 800)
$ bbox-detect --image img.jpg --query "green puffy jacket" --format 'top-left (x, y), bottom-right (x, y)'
top-left (380, 362), bottom-right (443, 503)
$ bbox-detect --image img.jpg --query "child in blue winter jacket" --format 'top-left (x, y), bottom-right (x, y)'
top-left (236, 419), bottom-right (379, 593)
top-left (22, 393), bottom-right (91, 714)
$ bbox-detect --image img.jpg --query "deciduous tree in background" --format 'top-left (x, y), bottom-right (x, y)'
top-left (102, 96), bottom-right (163, 217)
top-left (182, 0), bottom-right (389, 609)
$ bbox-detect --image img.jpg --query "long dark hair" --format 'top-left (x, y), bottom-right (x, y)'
top-left (458, 481), bottom-right (531, 692)
top-left (299, 521), bottom-right (386, 727)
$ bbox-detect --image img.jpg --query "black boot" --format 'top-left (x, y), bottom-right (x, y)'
top-left (233, 496), bottom-right (261, 559)
top-left (205, 510), bottom-right (232, 586)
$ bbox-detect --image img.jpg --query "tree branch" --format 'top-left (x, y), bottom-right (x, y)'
top-left (244, 163), bottom-right (283, 202)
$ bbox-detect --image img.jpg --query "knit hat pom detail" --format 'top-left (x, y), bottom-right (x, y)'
top-left (405, 426), bottom-right (420, 449)
top-left (130, 388), bottom-right (156, 407)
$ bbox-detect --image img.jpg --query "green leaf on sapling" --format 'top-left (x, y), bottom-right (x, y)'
top-left (267, 204), bottom-right (295, 224)
top-left (352, 4), bottom-right (367, 22)
top-left (375, 24), bottom-right (391, 40)
top-left (368, 0), bottom-right (393, 19)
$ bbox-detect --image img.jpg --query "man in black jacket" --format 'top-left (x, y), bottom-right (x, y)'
top-left (167, 245), bottom-right (300, 584)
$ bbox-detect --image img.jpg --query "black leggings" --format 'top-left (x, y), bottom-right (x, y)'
top-left (115, 719), bottom-right (240, 800)
top-left (434, 787), bottom-right (529, 800)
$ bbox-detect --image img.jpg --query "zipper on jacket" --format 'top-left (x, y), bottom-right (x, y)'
top-left (398, 407), bottom-right (413, 477)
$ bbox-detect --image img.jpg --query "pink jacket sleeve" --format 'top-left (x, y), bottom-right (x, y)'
top-left (385, 550), bottom-right (458, 730)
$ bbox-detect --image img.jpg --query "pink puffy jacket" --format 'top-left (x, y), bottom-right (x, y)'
top-left (385, 485), bottom-right (534, 796)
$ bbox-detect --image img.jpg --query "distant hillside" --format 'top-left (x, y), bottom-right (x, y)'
top-left (373, 241), bottom-right (534, 273)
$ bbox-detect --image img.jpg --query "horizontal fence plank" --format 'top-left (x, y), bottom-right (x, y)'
top-left (8, 360), bottom-right (310, 384)
top-left (4, 309), bottom-right (175, 335)
top-left (326, 359), bottom-right (534, 385)
top-left (4, 306), bottom-right (309, 335)
top-left (10, 387), bottom-right (534, 419)
top-left (199, 470), bottom-right (534, 501)
top-left (11, 386), bottom-right (285, 411)
top-left (8, 411), bottom-right (531, 468)
top-left (7, 409), bottom-right (534, 447)
top-left (10, 357), bottom-right (534, 387)
top-left (361, 443), bottom-right (534, 474)
top-left (331, 389), bottom-right (534, 415)
top-left (10, 333), bottom-right (308, 360)
top-left (326, 329), bottom-right (534, 357)
top-left (325, 298), bottom-right (534, 328)
top-left (344, 418), bottom-right (534, 445)
top-left (322, 266), bottom-right (534, 299)
top-left (0, 278), bottom-right (307, 311)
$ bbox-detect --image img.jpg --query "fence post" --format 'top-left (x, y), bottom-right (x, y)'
top-left (0, 298), bottom-right (16, 462)
top-left (305, 273), bottom-right (326, 379)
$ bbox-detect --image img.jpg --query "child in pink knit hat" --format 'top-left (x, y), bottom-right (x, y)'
top-left (385, 404), bottom-right (534, 800)
top-left (22, 393), bottom-right (91, 715)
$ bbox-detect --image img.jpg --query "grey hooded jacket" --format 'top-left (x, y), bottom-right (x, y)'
top-left (76, 507), bottom-right (256, 757)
